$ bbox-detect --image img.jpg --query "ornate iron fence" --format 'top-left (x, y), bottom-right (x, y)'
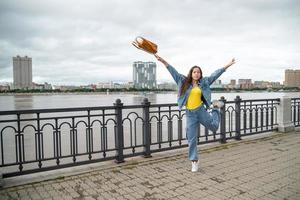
top-left (291, 98), bottom-right (300, 127)
top-left (0, 96), bottom-right (282, 178)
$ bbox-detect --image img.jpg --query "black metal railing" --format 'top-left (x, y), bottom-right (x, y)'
top-left (0, 96), bottom-right (282, 178)
top-left (291, 98), bottom-right (300, 127)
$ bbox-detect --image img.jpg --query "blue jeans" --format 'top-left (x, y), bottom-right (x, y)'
top-left (185, 105), bottom-right (220, 161)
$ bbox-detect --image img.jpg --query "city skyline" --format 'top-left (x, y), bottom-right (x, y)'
top-left (0, 0), bottom-right (300, 85)
top-left (0, 63), bottom-right (295, 87)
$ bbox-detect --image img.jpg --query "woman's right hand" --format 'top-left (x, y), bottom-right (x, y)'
top-left (224, 58), bottom-right (236, 70)
top-left (154, 54), bottom-right (169, 67)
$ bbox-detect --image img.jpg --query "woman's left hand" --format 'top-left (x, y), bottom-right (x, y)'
top-left (225, 58), bottom-right (236, 69)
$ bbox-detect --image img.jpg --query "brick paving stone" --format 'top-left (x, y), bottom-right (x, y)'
top-left (211, 192), bottom-right (228, 200)
top-left (1, 131), bottom-right (299, 200)
top-left (81, 196), bottom-right (96, 200)
top-left (39, 191), bottom-right (52, 199)
top-left (30, 193), bottom-right (42, 200)
top-left (0, 194), bottom-right (10, 200)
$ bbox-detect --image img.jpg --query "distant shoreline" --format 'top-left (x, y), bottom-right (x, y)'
top-left (0, 91), bottom-right (175, 96)
top-left (0, 90), bottom-right (299, 96)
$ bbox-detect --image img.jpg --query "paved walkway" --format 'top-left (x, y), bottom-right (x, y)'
top-left (0, 131), bottom-right (299, 200)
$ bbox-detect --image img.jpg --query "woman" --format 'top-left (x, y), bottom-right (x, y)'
top-left (154, 54), bottom-right (236, 172)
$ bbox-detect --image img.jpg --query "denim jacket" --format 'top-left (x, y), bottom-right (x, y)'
top-left (166, 65), bottom-right (226, 110)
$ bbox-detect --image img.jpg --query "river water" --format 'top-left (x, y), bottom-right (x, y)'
top-left (0, 91), bottom-right (299, 111)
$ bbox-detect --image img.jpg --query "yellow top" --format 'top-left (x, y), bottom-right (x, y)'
top-left (186, 86), bottom-right (203, 110)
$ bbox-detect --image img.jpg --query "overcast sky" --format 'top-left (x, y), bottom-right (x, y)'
top-left (0, 0), bottom-right (299, 85)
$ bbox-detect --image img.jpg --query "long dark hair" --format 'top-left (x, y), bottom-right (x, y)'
top-left (180, 66), bottom-right (202, 96)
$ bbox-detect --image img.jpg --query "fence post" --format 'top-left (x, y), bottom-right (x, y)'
top-left (277, 96), bottom-right (295, 132)
top-left (142, 98), bottom-right (152, 158)
top-left (114, 99), bottom-right (125, 163)
top-left (0, 169), bottom-right (3, 187)
top-left (178, 110), bottom-right (183, 146)
top-left (220, 96), bottom-right (227, 144)
top-left (235, 96), bottom-right (242, 140)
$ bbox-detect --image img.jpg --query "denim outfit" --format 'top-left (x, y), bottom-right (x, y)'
top-left (166, 65), bottom-right (226, 160)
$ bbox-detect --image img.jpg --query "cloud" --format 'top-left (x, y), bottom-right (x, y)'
top-left (0, 0), bottom-right (299, 85)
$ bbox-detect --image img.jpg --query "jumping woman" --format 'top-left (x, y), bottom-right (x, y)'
top-left (154, 54), bottom-right (236, 172)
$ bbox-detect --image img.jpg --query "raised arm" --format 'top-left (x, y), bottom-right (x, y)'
top-left (207, 58), bottom-right (236, 85)
top-left (224, 58), bottom-right (236, 70)
top-left (154, 54), bottom-right (184, 85)
top-left (154, 54), bottom-right (169, 67)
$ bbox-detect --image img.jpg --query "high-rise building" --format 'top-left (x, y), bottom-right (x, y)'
top-left (284, 69), bottom-right (300, 87)
top-left (238, 79), bottom-right (253, 89)
top-left (226, 79), bottom-right (237, 89)
top-left (211, 79), bottom-right (223, 89)
top-left (13, 55), bottom-right (32, 89)
top-left (133, 61), bottom-right (157, 89)
top-left (230, 79), bottom-right (236, 86)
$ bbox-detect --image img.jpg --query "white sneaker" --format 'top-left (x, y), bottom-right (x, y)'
top-left (191, 161), bottom-right (199, 172)
top-left (211, 100), bottom-right (224, 109)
